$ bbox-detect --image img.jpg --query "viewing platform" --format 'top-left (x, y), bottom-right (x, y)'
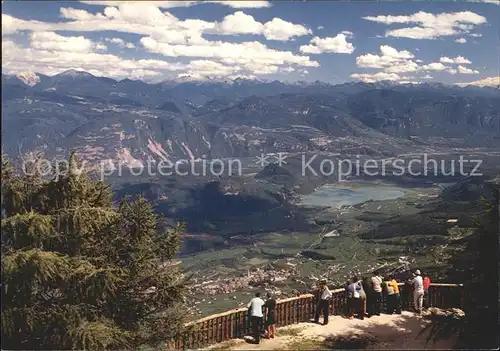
top-left (173, 283), bottom-right (465, 350)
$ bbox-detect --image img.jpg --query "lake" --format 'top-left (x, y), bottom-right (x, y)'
top-left (299, 185), bottom-right (405, 208)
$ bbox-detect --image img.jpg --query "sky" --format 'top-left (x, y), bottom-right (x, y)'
top-left (2, 0), bottom-right (499, 86)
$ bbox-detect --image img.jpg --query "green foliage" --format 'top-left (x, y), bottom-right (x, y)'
top-left (1, 153), bottom-right (187, 350)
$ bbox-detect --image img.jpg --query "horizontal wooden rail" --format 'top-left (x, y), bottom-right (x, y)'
top-left (174, 283), bottom-right (464, 350)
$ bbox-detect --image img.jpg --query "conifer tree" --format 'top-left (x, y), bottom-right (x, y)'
top-left (1, 153), bottom-right (187, 350)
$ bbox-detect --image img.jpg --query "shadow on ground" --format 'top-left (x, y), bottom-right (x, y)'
top-left (285, 313), bottom-right (458, 350)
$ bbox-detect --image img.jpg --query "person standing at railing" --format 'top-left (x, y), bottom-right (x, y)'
top-left (264, 292), bottom-right (276, 339)
top-left (356, 276), bottom-right (366, 320)
top-left (346, 277), bottom-right (362, 320)
top-left (381, 276), bottom-right (390, 313)
top-left (247, 292), bottom-right (265, 344)
top-left (422, 272), bottom-right (431, 308)
top-left (370, 271), bottom-right (383, 316)
top-left (385, 275), bottom-right (401, 314)
top-left (362, 276), bottom-right (373, 317)
top-left (411, 270), bottom-right (425, 315)
top-left (314, 279), bottom-right (332, 325)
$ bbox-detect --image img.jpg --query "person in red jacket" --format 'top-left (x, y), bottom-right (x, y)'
top-left (423, 273), bottom-right (431, 308)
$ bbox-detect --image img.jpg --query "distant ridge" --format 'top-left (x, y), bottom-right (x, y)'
top-left (2, 69), bottom-right (499, 92)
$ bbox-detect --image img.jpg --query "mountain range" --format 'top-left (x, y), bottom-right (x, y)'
top-left (2, 70), bottom-right (499, 166)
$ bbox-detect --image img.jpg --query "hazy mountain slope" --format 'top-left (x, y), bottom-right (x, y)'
top-left (2, 71), bottom-right (500, 165)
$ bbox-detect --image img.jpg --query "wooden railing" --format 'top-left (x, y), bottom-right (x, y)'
top-left (174, 283), bottom-right (464, 350)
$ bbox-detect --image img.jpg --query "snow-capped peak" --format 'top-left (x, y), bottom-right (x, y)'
top-left (57, 69), bottom-right (94, 78)
top-left (16, 71), bottom-right (40, 87)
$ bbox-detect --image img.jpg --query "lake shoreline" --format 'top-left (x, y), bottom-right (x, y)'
top-left (297, 181), bottom-right (407, 209)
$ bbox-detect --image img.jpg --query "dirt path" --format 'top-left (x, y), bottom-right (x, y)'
top-left (206, 311), bottom-right (456, 350)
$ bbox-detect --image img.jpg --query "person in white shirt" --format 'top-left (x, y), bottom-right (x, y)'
top-left (314, 280), bottom-right (332, 325)
top-left (411, 270), bottom-right (424, 314)
top-left (247, 292), bottom-right (265, 343)
top-left (370, 271), bottom-right (383, 316)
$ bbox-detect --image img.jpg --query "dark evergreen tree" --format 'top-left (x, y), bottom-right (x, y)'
top-left (1, 153), bottom-right (187, 350)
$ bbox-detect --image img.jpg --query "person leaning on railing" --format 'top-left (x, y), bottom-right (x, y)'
top-left (247, 292), bottom-right (265, 344)
top-left (422, 272), bottom-right (431, 308)
top-left (346, 276), bottom-right (364, 320)
top-left (385, 275), bottom-right (401, 314)
top-left (263, 292), bottom-right (277, 339)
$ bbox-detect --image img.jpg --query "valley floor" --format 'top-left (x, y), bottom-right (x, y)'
top-left (206, 311), bottom-right (456, 350)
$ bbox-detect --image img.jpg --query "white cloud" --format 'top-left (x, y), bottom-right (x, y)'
top-left (2, 6), bottom-right (319, 80)
top-left (350, 72), bottom-right (410, 83)
top-left (317, 26), bottom-right (324, 30)
top-left (355, 45), bottom-right (417, 72)
top-left (3, 33), bottom-right (299, 82)
top-left (340, 30), bottom-right (353, 36)
top-left (140, 36), bottom-right (318, 68)
top-left (379, 45), bottom-right (414, 59)
top-left (421, 74), bottom-right (433, 79)
top-left (469, 33), bottom-right (482, 37)
top-left (58, 7), bottom-right (108, 21)
top-left (440, 56), bottom-right (471, 64)
top-left (2, 39), bottom-right (186, 81)
top-left (262, 17), bottom-right (312, 41)
top-left (95, 42), bottom-right (108, 51)
top-left (420, 62), bottom-right (448, 71)
top-left (105, 37), bottom-right (135, 49)
top-left (465, 0), bottom-right (500, 5)
top-left (457, 65), bottom-right (479, 74)
top-left (385, 61), bottom-right (420, 73)
top-left (455, 37), bottom-right (467, 43)
top-left (216, 12), bottom-right (311, 41)
top-left (3, 36), bottom-right (312, 81)
top-left (183, 59), bottom-right (241, 78)
top-left (299, 33), bottom-right (355, 54)
top-left (30, 31), bottom-right (100, 53)
top-left (363, 11), bottom-right (487, 39)
top-left (351, 44), bottom-right (480, 80)
top-left (217, 11), bottom-right (262, 35)
top-left (456, 76), bottom-right (499, 87)
top-left (2, 14), bottom-right (50, 36)
top-left (213, 1), bottom-right (271, 8)
top-left (5, 6), bottom-right (309, 42)
top-left (79, 1), bottom-right (272, 9)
